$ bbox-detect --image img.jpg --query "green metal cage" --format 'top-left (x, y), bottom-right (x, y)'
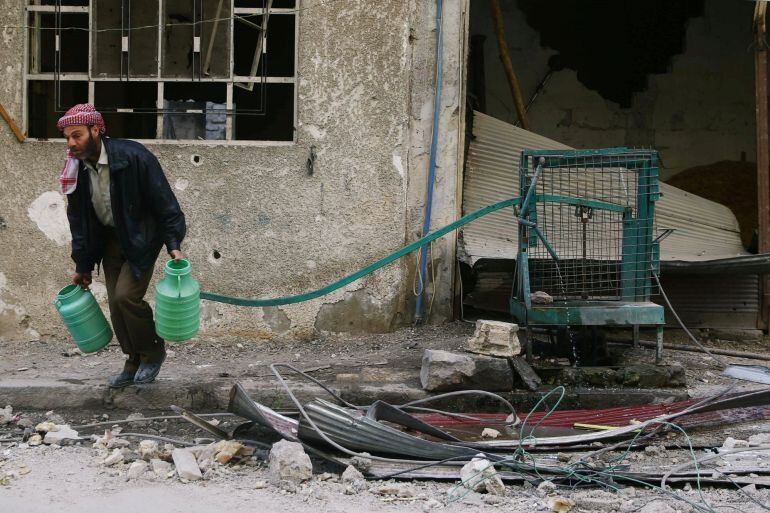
top-left (510, 148), bottom-right (665, 360)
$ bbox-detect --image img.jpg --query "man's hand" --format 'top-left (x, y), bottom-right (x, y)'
top-left (73, 272), bottom-right (92, 290)
top-left (169, 249), bottom-right (184, 262)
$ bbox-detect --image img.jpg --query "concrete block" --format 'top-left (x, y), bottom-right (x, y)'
top-left (268, 440), bottom-right (312, 483)
top-left (420, 350), bottom-right (513, 392)
top-left (466, 320), bottom-right (520, 357)
top-left (172, 449), bottom-right (202, 481)
top-left (459, 458), bottom-right (505, 495)
top-left (420, 350), bottom-right (475, 391)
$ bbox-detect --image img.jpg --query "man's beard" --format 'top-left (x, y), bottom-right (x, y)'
top-left (80, 132), bottom-right (99, 161)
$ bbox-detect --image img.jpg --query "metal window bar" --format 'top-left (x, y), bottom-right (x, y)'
top-left (27, 0), bottom-right (297, 139)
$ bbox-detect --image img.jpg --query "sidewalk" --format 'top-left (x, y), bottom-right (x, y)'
top-left (0, 323), bottom-right (698, 413)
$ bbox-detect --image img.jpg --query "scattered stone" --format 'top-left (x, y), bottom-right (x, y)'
top-left (481, 428), bottom-right (500, 439)
top-left (377, 485), bottom-right (415, 496)
top-left (483, 494), bottom-right (504, 505)
top-left (102, 448), bottom-right (125, 466)
top-left (466, 319), bottom-right (521, 357)
top-left (106, 438), bottom-right (131, 450)
top-left (45, 411), bottom-right (66, 424)
top-left (254, 479), bottom-right (268, 489)
top-left (420, 350), bottom-right (512, 392)
top-left (459, 457), bottom-right (505, 495)
top-left (423, 499), bottom-right (442, 511)
top-left (683, 482), bottom-right (692, 492)
top-left (43, 425), bottom-right (80, 445)
top-left (350, 452), bottom-right (373, 472)
top-left (138, 440), bottom-right (160, 461)
top-left (0, 406), bottom-right (13, 425)
top-left (150, 458), bottom-right (172, 478)
top-left (721, 437), bottom-right (750, 451)
top-left (313, 489), bottom-right (329, 501)
top-left (643, 444), bottom-right (666, 456)
top-left (617, 487), bottom-right (636, 498)
top-left (126, 460), bottom-right (149, 480)
top-left (27, 435), bottom-right (42, 446)
top-left (531, 291), bottom-right (554, 305)
top-left (17, 418), bottom-right (34, 429)
top-left (277, 479), bottom-right (297, 493)
top-left (125, 413), bottom-right (148, 427)
top-left (317, 472), bottom-right (336, 481)
top-left (557, 453), bottom-right (571, 463)
top-left (742, 483), bottom-right (757, 493)
top-left (571, 491), bottom-right (622, 511)
top-left (549, 497), bottom-right (574, 513)
top-left (268, 440), bottom-right (312, 483)
top-left (214, 440), bottom-right (246, 465)
top-left (341, 465), bottom-right (367, 493)
top-left (537, 480), bottom-right (557, 496)
top-left (639, 501), bottom-right (675, 513)
top-left (397, 486), bottom-right (417, 498)
top-left (748, 433), bottom-right (770, 446)
top-left (34, 422), bottom-right (58, 433)
top-left (172, 449), bottom-right (202, 481)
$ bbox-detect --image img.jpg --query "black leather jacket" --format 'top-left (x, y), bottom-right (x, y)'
top-left (66, 137), bottom-right (186, 279)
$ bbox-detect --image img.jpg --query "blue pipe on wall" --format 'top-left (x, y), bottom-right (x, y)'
top-left (414, 0), bottom-right (444, 324)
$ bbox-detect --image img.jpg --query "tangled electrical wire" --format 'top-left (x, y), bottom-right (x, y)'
top-left (268, 364), bottom-right (769, 513)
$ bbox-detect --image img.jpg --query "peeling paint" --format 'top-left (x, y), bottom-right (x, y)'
top-left (392, 153), bottom-right (405, 178)
top-left (27, 191), bottom-right (71, 246)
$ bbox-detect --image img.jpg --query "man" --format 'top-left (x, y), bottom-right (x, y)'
top-left (57, 103), bottom-right (186, 388)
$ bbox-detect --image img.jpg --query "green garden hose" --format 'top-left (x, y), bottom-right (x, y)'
top-left (199, 196), bottom-right (522, 307)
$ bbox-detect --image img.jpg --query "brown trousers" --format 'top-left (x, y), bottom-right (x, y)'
top-left (102, 228), bottom-right (165, 373)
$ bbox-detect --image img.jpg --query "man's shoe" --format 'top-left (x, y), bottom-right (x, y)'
top-left (108, 370), bottom-right (136, 388)
top-left (134, 354), bottom-right (166, 384)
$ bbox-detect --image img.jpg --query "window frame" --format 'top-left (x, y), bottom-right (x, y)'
top-left (23, 0), bottom-right (299, 145)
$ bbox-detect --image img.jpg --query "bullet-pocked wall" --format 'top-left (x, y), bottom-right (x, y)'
top-left (0, 0), bottom-right (468, 343)
top-left (470, 0), bottom-right (756, 180)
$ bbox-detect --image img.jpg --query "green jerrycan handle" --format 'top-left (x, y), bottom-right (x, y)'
top-left (177, 275), bottom-right (181, 299)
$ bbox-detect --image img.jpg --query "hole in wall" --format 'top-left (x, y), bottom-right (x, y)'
top-left (516, 0), bottom-right (705, 107)
top-left (213, 250), bottom-right (221, 259)
top-left (191, 154), bottom-right (202, 166)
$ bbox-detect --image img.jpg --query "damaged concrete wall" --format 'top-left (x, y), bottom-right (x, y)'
top-left (0, 0), bottom-right (467, 343)
top-left (471, 0), bottom-right (755, 180)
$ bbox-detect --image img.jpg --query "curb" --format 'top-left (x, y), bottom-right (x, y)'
top-left (0, 377), bottom-right (689, 414)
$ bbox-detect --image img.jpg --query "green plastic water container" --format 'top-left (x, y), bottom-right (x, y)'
top-left (54, 284), bottom-right (113, 353)
top-left (155, 259), bottom-right (200, 342)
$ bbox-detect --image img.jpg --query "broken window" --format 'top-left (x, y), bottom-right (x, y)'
top-left (25, 0), bottom-right (297, 142)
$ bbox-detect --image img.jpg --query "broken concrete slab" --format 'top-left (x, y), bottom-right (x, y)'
top-left (102, 448), bottom-right (125, 466)
top-left (172, 449), bottom-right (202, 481)
top-left (420, 349), bottom-right (513, 392)
top-left (43, 425), bottom-right (80, 445)
top-left (510, 356), bottom-right (542, 391)
top-left (268, 440), bottom-right (312, 483)
top-left (466, 320), bottom-right (521, 357)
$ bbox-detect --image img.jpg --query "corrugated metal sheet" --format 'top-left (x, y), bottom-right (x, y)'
top-left (657, 274), bottom-right (759, 328)
top-left (462, 111), bottom-right (749, 264)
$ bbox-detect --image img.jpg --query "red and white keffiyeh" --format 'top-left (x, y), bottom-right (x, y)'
top-left (56, 104), bottom-right (106, 195)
